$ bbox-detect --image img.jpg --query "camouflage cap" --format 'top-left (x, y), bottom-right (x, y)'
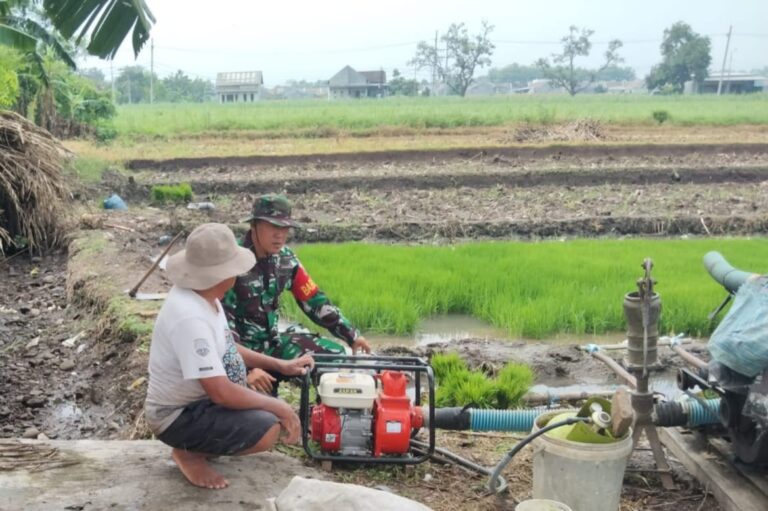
top-left (242, 193), bottom-right (302, 228)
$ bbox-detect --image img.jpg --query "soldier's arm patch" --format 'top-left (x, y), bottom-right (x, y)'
top-left (292, 265), bottom-right (319, 301)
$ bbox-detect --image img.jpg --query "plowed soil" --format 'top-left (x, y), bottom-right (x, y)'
top-left (107, 143), bottom-right (768, 241)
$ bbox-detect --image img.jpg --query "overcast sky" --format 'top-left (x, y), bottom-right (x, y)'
top-left (79, 0), bottom-right (768, 85)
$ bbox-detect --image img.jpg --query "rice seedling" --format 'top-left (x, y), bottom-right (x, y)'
top-left (430, 352), bottom-right (468, 381)
top-left (149, 183), bottom-right (193, 204)
top-left (450, 372), bottom-right (500, 409)
top-left (496, 363), bottom-right (535, 409)
top-left (432, 353), bottom-right (534, 408)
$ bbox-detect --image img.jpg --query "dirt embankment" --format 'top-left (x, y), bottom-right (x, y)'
top-left (126, 143), bottom-right (768, 171)
top-left (102, 143), bottom-right (768, 241)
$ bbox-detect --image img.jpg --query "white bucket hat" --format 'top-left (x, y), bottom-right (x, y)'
top-left (166, 223), bottom-right (255, 290)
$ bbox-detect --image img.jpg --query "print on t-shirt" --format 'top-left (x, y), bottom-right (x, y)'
top-left (223, 328), bottom-right (247, 386)
top-left (194, 338), bottom-right (211, 357)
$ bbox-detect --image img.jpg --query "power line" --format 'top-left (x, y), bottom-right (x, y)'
top-left (154, 41), bottom-right (419, 56)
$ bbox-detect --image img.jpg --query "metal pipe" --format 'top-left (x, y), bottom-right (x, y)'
top-left (410, 439), bottom-right (508, 493)
top-left (595, 337), bottom-right (692, 351)
top-left (670, 344), bottom-right (708, 370)
top-left (586, 348), bottom-right (637, 389)
top-left (522, 389), bottom-right (617, 405)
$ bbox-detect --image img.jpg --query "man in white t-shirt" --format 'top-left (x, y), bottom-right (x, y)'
top-left (145, 223), bottom-right (313, 490)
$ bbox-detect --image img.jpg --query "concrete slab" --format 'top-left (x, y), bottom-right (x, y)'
top-left (0, 439), bottom-right (323, 511)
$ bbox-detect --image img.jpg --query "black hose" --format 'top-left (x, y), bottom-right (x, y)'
top-left (410, 439), bottom-right (509, 493)
top-left (487, 417), bottom-right (590, 494)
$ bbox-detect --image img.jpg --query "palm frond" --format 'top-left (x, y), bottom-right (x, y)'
top-left (43, 0), bottom-right (154, 59)
top-left (0, 22), bottom-right (36, 51)
top-left (7, 15), bottom-right (76, 68)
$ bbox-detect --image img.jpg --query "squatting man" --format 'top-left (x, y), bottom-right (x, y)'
top-left (144, 223), bottom-right (314, 489)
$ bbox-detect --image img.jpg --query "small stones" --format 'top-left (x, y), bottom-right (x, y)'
top-left (24, 396), bottom-right (47, 408)
top-left (22, 427), bottom-right (40, 439)
top-left (59, 359), bottom-right (76, 371)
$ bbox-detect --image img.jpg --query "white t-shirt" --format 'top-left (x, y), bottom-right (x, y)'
top-left (144, 286), bottom-right (247, 434)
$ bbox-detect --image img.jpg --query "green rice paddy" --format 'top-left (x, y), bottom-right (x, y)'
top-left (289, 238), bottom-right (768, 339)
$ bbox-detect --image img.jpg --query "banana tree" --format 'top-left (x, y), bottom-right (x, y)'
top-left (43, 0), bottom-right (155, 59)
top-left (0, 1), bottom-right (36, 51)
top-left (1, 0), bottom-right (154, 59)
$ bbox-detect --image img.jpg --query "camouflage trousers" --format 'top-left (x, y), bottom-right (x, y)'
top-left (242, 330), bottom-right (348, 396)
top-left (243, 325), bottom-right (346, 396)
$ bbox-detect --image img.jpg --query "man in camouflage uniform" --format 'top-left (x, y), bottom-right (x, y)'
top-left (222, 194), bottom-right (371, 393)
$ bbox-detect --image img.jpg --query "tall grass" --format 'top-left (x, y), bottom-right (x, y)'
top-left (287, 238), bottom-right (768, 339)
top-left (114, 94), bottom-right (768, 137)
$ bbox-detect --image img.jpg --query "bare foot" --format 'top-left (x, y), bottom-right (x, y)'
top-left (171, 448), bottom-right (229, 489)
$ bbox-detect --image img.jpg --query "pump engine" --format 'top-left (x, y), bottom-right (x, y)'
top-left (301, 354), bottom-right (435, 464)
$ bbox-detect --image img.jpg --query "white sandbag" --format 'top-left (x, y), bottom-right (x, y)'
top-left (267, 476), bottom-right (433, 511)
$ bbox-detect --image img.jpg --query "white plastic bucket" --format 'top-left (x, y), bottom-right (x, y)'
top-left (516, 499), bottom-right (573, 511)
top-left (530, 411), bottom-right (633, 511)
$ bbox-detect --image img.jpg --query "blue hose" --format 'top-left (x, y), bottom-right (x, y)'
top-left (683, 398), bottom-right (721, 426)
top-left (465, 398), bottom-right (721, 432)
top-left (469, 407), bottom-right (561, 432)
top-left (653, 398), bottom-right (721, 427)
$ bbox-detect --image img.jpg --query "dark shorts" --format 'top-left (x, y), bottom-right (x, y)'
top-left (157, 399), bottom-right (278, 455)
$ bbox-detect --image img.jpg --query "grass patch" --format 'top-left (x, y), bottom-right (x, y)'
top-left (150, 183), bottom-right (193, 204)
top-left (291, 238), bottom-right (768, 339)
top-left (69, 230), bottom-right (109, 257)
top-left (113, 95), bottom-right (768, 138)
top-left (106, 295), bottom-right (156, 347)
top-left (67, 156), bottom-right (112, 183)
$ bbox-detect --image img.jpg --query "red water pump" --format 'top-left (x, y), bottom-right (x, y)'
top-left (301, 354), bottom-right (435, 464)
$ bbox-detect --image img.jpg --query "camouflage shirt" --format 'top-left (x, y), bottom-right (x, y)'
top-left (222, 233), bottom-right (360, 352)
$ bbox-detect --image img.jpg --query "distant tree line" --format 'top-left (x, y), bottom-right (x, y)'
top-left (103, 66), bottom-right (214, 104)
top-left (485, 63), bottom-right (635, 87)
top-left (409, 20), bottom-right (734, 96)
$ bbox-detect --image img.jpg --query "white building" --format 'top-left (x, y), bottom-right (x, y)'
top-left (215, 71), bottom-right (264, 103)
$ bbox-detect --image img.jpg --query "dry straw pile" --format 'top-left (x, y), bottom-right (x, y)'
top-left (0, 110), bottom-right (72, 255)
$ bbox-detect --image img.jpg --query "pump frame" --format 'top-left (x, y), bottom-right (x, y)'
top-left (299, 353), bottom-right (436, 464)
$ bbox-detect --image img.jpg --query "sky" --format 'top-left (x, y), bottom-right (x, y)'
top-left (79, 0), bottom-right (768, 86)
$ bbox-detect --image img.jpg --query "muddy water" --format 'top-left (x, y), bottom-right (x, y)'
top-left (366, 313), bottom-right (626, 348)
top-left (367, 315), bottom-right (703, 404)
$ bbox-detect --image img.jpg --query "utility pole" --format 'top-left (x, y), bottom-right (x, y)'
top-left (150, 38), bottom-right (155, 104)
top-left (716, 25), bottom-right (732, 96)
